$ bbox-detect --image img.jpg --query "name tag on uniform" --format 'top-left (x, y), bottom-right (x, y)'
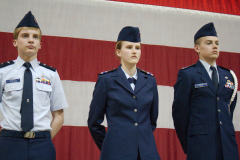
top-left (6, 79), bottom-right (20, 83)
top-left (195, 83), bottom-right (208, 88)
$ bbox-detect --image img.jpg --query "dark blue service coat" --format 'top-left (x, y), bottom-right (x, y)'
top-left (172, 61), bottom-right (239, 160)
top-left (88, 66), bottom-right (161, 160)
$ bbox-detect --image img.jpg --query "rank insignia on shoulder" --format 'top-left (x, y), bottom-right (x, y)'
top-left (99, 68), bottom-right (117, 75)
top-left (139, 68), bottom-right (154, 76)
top-left (0, 61), bottom-right (14, 68)
top-left (39, 63), bottom-right (56, 72)
top-left (181, 64), bottom-right (195, 70)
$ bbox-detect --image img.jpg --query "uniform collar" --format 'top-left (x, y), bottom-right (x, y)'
top-left (199, 59), bottom-right (217, 72)
top-left (15, 56), bottom-right (38, 71)
top-left (121, 66), bottom-right (138, 80)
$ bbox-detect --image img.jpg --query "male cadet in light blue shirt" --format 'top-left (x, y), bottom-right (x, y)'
top-left (0, 11), bottom-right (68, 160)
top-left (172, 22), bottom-right (239, 160)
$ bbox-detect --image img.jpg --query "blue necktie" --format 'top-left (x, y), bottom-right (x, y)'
top-left (128, 77), bottom-right (136, 85)
top-left (21, 62), bottom-right (33, 132)
top-left (210, 66), bottom-right (218, 90)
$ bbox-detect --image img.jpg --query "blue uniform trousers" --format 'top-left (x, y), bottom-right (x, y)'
top-left (0, 131), bottom-right (56, 160)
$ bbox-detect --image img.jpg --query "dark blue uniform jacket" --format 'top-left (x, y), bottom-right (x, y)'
top-left (88, 65), bottom-right (161, 160)
top-left (172, 61), bottom-right (239, 160)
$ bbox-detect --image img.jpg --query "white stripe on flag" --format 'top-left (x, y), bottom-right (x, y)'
top-left (62, 80), bottom-right (240, 131)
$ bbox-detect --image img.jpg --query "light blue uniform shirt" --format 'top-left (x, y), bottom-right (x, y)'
top-left (199, 59), bottom-right (219, 82)
top-left (0, 57), bottom-right (68, 131)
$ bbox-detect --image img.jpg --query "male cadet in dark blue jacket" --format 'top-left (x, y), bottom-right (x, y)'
top-left (172, 22), bottom-right (239, 160)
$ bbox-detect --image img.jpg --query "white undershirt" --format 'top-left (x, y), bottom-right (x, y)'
top-left (199, 59), bottom-right (219, 82)
top-left (121, 67), bottom-right (138, 90)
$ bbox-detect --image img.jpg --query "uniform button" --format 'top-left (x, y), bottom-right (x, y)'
top-left (219, 121), bottom-right (222, 125)
top-left (133, 95), bottom-right (136, 99)
top-left (217, 97), bottom-right (220, 101)
top-left (27, 99), bottom-right (30, 102)
top-left (134, 108), bottom-right (138, 112)
top-left (218, 109), bottom-right (221, 113)
top-left (134, 123), bottom-right (138, 126)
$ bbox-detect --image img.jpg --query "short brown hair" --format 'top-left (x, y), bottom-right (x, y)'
top-left (194, 38), bottom-right (202, 45)
top-left (13, 27), bottom-right (42, 40)
top-left (115, 41), bottom-right (123, 50)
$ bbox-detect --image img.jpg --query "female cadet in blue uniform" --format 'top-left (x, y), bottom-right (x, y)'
top-left (0, 11), bottom-right (68, 160)
top-left (172, 23), bottom-right (239, 160)
top-left (88, 26), bottom-right (161, 160)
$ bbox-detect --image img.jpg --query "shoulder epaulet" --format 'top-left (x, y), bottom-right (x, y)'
top-left (39, 63), bottom-right (56, 72)
top-left (180, 64), bottom-right (196, 70)
top-left (219, 66), bottom-right (230, 71)
top-left (139, 68), bottom-right (154, 76)
top-left (0, 61), bottom-right (14, 68)
top-left (99, 68), bottom-right (117, 75)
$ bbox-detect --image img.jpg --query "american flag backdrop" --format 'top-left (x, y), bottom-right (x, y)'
top-left (0, 0), bottom-right (240, 159)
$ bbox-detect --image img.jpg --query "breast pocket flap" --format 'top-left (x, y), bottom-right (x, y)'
top-left (4, 83), bottom-right (22, 92)
top-left (36, 83), bottom-right (52, 92)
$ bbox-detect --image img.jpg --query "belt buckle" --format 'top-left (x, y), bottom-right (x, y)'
top-left (24, 132), bottom-right (35, 139)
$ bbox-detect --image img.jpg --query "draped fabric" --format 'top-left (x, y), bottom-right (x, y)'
top-left (0, 0), bottom-right (240, 160)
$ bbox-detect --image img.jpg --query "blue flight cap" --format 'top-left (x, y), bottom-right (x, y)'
top-left (194, 22), bottom-right (217, 42)
top-left (16, 11), bottom-right (40, 29)
top-left (117, 26), bottom-right (141, 42)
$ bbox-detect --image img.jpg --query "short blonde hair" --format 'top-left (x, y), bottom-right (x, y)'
top-left (13, 27), bottom-right (42, 40)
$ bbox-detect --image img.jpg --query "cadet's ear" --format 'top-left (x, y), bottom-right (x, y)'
top-left (115, 49), bottom-right (121, 58)
top-left (13, 40), bottom-right (17, 48)
top-left (194, 44), bottom-right (200, 55)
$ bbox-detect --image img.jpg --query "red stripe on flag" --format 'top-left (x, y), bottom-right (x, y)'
top-left (109, 0), bottom-right (240, 16)
top-left (1, 32), bottom-right (240, 89)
